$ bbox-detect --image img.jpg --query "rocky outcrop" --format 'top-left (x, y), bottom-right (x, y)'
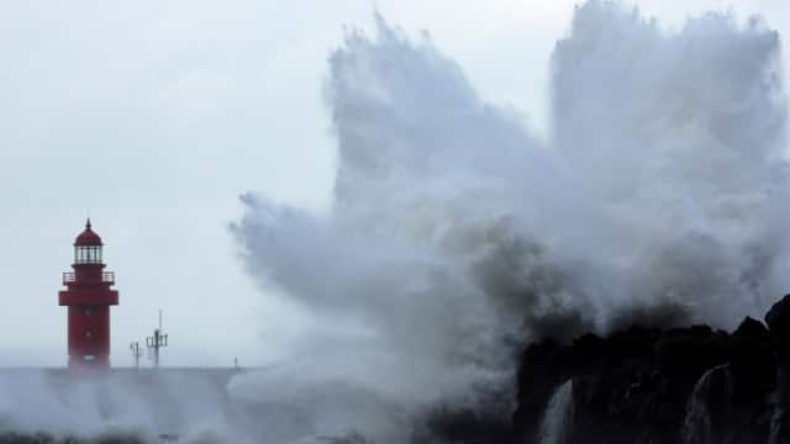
top-left (766, 296), bottom-right (790, 345)
top-left (766, 296), bottom-right (790, 444)
top-left (511, 295), bottom-right (790, 444)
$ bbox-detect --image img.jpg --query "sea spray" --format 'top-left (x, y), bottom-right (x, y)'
top-left (233, 1), bottom-right (790, 441)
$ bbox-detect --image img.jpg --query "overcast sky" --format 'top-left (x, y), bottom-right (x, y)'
top-left (1, 0), bottom-right (788, 367)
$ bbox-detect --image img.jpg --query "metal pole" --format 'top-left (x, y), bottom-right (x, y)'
top-left (154, 329), bottom-right (159, 368)
top-left (130, 342), bottom-right (142, 369)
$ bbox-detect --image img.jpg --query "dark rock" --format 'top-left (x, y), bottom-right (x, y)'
top-left (734, 316), bottom-right (769, 338)
top-left (730, 316), bottom-right (775, 401)
top-left (423, 407), bottom-right (512, 444)
top-left (766, 295), bottom-right (790, 349)
top-left (512, 340), bottom-right (573, 441)
top-left (510, 295), bottom-right (790, 444)
top-left (655, 326), bottom-right (729, 381)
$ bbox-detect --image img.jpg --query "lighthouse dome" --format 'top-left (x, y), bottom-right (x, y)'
top-left (74, 219), bottom-right (103, 246)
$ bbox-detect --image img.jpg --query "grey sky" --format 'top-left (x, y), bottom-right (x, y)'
top-left (0, 0), bottom-right (787, 367)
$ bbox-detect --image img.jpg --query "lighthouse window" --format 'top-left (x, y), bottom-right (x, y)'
top-left (85, 330), bottom-right (93, 338)
top-left (75, 246), bottom-right (102, 264)
top-left (84, 308), bottom-right (92, 316)
top-left (83, 355), bottom-right (95, 361)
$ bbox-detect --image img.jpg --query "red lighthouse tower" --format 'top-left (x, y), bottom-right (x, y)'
top-left (59, 220), bottom-right (119, 371)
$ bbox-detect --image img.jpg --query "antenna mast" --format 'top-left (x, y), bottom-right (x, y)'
top-left (146, 309), bottom-right (168, 369)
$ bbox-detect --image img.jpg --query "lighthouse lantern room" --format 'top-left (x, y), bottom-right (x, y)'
top-left (59, 220), bottom-right (119, 371)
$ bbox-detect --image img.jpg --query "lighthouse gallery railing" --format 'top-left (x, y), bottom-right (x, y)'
top-left (63, 272), bottom-right (115, 285)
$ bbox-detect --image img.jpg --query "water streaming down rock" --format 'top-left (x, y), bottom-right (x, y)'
top-left (681, 365), bottom-right (731, 444)
top-left (538, 380), bottom-right (574, 444)
top-left (768, 358), bottom-right (790, 443)
top-left (769, 386), bottom-right (784, 444)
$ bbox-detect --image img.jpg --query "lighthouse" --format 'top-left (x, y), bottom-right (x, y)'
top-left (59, 220), bottom-right (119, 371)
